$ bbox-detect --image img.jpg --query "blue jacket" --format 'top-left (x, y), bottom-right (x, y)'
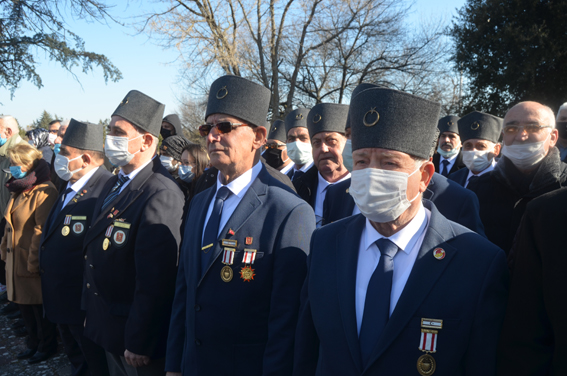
top-left (166, 165), bottom-right (315, 375)
top-left (447, 167), bottom-right (469, 187)
top-left (323, 173), bottom-right (486, 237)
top-left (294, 202), bottom-right (508, 376)
top-left (39, 167), bottom-right (113, 325)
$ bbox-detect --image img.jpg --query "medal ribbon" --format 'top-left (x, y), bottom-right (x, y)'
top-left (64, 215), bottom-right (71, 225)
top-left (242, 250), bottom-right (257, 264)
top-left (105, 225), bottom-right (114, 238)
top-left (419, 329), bottom-right (438, 353)
top-left (222, 248), bottom-right (235, 265)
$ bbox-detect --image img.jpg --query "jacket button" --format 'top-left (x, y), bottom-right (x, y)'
top-left (89, 264), bottom-right (94, 269)
top-left (6, 248), bottom-right (10, 253)
top-left (86, 283), bottom-right (91, 289)
top-left (94, 292), bottom-right (99, 296)
top-left (194, 305), bottom-right (201, 311)
top-left (7, 228), bottom-right (10, 232)
top-left (195, 339), bottom-right (201, 346)
top-left (84, 255), bottom-right (87, 260)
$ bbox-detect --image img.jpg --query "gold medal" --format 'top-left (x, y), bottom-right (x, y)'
top-left (102, 238), bottom-right (110, 251)
top-left (417, 354), bottom-right (436, 376)
top-left (240, 266), bottom-right (255, 282)
top-left (220, 265), bottom-right (233, 282)
top-left (61, 226), bottom-right (70, 236)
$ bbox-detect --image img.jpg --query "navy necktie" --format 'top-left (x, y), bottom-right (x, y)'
top-left (51, 187), bottom-right (74, 226)
top-left (359, 238), bottom-right (399, 367)
top-left (101, 175), bottom-right (129, 211)
top-left (467, 175), bottom-right (479, 188)
top-left (441, 159), bottom-right (450, 176)
top-left (201, 186), bottom-right (232, 277)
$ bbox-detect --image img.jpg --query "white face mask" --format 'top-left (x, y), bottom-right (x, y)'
top-left (462, 150), bottom-right (493, 173)
top-left (501, 134), bottom-right (549, 170)
top-left (105, 135), bottom-right (143, 167)
top-left (437, 145), bottom-right (460, 159)
top-left (48, 133), bottom-right (57, 145)
top-left (160, 155), bottom-right (176, 171)
top-left (342, 139), bottom-right (353, 172)
top-left (286, 140), bottom-right (313, 166)
top-left (349, 167), bottom-right (421, 223)
top-left (54, 153), bottom-right (84, 181)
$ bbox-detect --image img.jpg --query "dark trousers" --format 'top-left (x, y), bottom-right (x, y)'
top-left (19, 304), bottom-right (57, 352)
top-left (59, 323), bottom-right (110, 376)
top-left (106, 352), bottom-right (166, 376)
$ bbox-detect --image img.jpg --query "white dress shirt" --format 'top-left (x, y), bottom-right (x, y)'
top-left (202, 161), bottom-right (263, 242)
top-left (355, 205), bottom-right (430, 334)
top-left (291, 161), bottom-right (314, 175)
top-left (280, 161), bottom-right (294, 176)
top-left (62, 167), bottom-right (100, 209)
top-left (439, 151), bottom-right (459, 174)
top-left (315, 171), bottom-right (350, 227)
top-left (464, 158), bottom-right (496, 188)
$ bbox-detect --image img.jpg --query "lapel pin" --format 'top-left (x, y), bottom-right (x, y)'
top-left (245, 237), bottom-right (253, 245)
top-left (433, 248), bottom-right (446, 260)
top-left (228, 228), bottom-right (235, 236)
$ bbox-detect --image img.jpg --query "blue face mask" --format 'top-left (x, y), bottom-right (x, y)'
top-left (10, 166), bottom-right (27, 179)
top-left (53, 143), bottom-right (61, 155)
top-left (0, 137), bottom-right (7, 147)
top-left (437, 145), bottom-right (460, 159)
top-left (178, 165), bottom-right (195, 183)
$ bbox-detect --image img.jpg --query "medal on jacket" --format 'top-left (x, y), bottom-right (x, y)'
top-left (240, 249), bottom-right (257, 282)
top-left (417, 318), bottom-right (442, 376)
top-left (220, 248), bottom-right (235, 282)
top-left (103, 225), bottom-right (114, 251)
top-left (62, 215), bottom-right (71, 236)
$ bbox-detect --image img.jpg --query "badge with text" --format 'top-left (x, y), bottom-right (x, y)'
top-left (417, 318), bottom-right (442, 375)
top-left (221, 239), bottom-right (237, 248)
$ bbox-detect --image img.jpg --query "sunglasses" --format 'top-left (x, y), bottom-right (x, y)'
top-left (198, 122), bottom-right (252, 136)
top-left (264, 142), bottom-right (286, 149)
top-left (503, 124), bottom-right (551, 134)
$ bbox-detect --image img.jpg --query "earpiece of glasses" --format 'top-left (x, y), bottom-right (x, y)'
top-left (198, 122), bottom-right (250, 136)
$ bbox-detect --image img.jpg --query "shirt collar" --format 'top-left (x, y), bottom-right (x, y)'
top-left (66, 167), bottom-right (100, 193)
top-left (317, 170), bottom-right (351, 191)
top-left (466, 158), bottom-right (496, 181)
top-left (215, 161), bottom-right (263, 199)
top-left (119, 156), bottom-right (155, 181)
top-left (362, 203), bottom-right (428, 255)
top-left (442, 151), bottom-right (459, 162)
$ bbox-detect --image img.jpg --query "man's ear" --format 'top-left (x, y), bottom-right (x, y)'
top-left (5, 127), bottom-right (13, 138)
top-left (252, 126), bottom-right (267, 150)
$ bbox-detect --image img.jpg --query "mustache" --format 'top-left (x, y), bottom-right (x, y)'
top-left (441, 142), bottom-right (454, 148)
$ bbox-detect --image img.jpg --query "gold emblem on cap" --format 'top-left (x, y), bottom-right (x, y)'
top-left (363, 107), bottom-right (380, 127)
top-left (417, 354), bottom-right (436, 375)
top-left (216, 86), bottom-right (229, 99)
top-left (295, 113), bottom-right (304, 120)
top-left (313, 114), bottom-right (322, 124)
top-left (447, 121), bottom-right (454, 126)
top-left (120, 97), bottom-right (129, 105)
top-left (221, 265), bottom-right (233, 282)
top-left (471, 122), bottom-right (480, 130)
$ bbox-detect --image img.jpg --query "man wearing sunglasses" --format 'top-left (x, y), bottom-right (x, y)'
top-left (467, 101), bottom-right (567, 256)
top-left (166, 75), bottom-right (315, 376)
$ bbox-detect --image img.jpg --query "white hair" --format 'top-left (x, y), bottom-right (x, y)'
top-left (60, 119), bottom-right (70, 127)
top-left (0, 115), bottom-right (20, 133)
top-left (557, 103), bottom-right (567, 121)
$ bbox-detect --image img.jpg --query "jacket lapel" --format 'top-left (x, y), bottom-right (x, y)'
top-left (364, 202), bottom-right (458, 370)
top-left (336, 214), bottom-right (365, 373)
top-left (190, 186), bottom-right (217, 288)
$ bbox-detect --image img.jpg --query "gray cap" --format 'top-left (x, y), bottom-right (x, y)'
top-left (267, 120), bottom-right (287, 143)
top-left (307, 103), bottom-right (350, 139)
top-left (349, 87), bottom-right (441, 159)
top-left (458, 111), bottom-right (503, 144)
top-left (346, 83), bottom-right (381, 130)
top-left (205, 75), bottom-right (271, 128)
top-left (112, 90), bottom-right (165, 137)
top-left (62, 119), bottom-right (103, 152)
top-left (284, 108), bottom-right (310, 134)
top-left (437, 115), bottom-right (460, 135)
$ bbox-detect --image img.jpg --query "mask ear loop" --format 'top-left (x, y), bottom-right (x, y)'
top-left (406, 163), bottom-right (424, 203)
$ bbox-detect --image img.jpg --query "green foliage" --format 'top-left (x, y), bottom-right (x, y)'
top-left (0, 0), bottom-right (123, 96)
top-left (450, 0), bottom-right (567, 115)
top-left (32, 110), bottom-right (55, 130)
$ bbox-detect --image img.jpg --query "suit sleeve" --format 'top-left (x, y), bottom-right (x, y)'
top-left (124, 187), bottom-right (185, 357)
top-left (464, 247), bottom-right (509, 376)
top-left (262, 201), bottom-right (315, 376)
top-left (457, 190), bottom-right (486, 237)
top-left (496, 208), bottom-right (554, 376)
top-left (29, 186), bottom-right (58, 273)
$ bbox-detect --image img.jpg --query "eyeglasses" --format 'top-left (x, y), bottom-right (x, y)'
top-left (48, 129), bottom-right (58, 134)
top-left (198, 122), bottom-right (251, 136)
top-left (503, 124), bottom-right (552, 134)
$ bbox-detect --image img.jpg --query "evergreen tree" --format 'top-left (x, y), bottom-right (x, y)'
top-left (32, 110), bottom-right (54, 130)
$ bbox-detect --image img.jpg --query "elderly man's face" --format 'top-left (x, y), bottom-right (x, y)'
top-left (502, 102), bottom-right (557, 154)
top-left (353, 148), bottom-right (432, 203)
top-left (437, 132), bottom-right (461, 152)
top-left (311, 131), bottom-right (347, 176)
top-left (206, 113), bottom-right (264, 173)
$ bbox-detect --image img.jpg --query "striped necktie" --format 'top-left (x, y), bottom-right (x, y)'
top-left (101, 175), bottom-right (129, 211)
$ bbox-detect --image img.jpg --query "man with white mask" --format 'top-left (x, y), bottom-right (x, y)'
top-left (432, 115), bottom-right (466, 176)
top-left (448, 111), bottom-right (502, 188)
top-left (468, 101), bottom-right (567, 256)
top-left (554, 102), bottom-right (567, 161)
top-left (293, 87), bottom-right (508, 376)
top-left (40, 119), bottom-right (112, 375)
top-left (284, 108), bottom-right (314, 181)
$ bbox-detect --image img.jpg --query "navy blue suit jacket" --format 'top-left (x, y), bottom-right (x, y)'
top-left (447, 167), bottom-right (469, 187)
top-left (82, 158), bottom-right (185, 358)
top-left (39, 167), bottom-right (112, 325)
top-left (323, 173), bottom-right (486, 237)
top-left (294, 202), bottom-right (508, 376)
top-left (166, 165), bottom-right (315, 375)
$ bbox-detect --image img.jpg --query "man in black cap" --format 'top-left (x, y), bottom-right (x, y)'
top-left (293, 103), bottom-right (351, 226)
top-left (161, 114), bottom-right (183, 139)
top-left (554, 103), bottom-right (567, 162)
top-left (448, 111), bottom-right (502, 188)
top-left (264, 119), bottom-right (293, 174)
top-left (165, 75), bottom-right (315, 376)
top-left (294, 87), bottom-right (508, 376)
top-left (467, 101), bottom-right (567, 256)
top-left (433, 115), bottom-right (466, 176)
top-left (82, 90), bottom-right (185, 376)
top-left (284, 108), bottom-right (314, 182)
top-left (39, 119), bottom-right (112, 374)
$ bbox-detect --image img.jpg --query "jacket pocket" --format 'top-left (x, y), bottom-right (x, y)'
top-left (15, 246), bottom-right (39, 278)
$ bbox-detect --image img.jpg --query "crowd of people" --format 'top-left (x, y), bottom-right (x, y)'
top-left (0, 75), bottom-right (564, 376)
